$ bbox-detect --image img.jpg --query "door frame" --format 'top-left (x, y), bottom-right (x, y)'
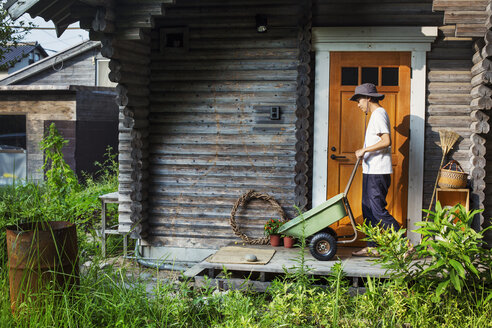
top-left (312, 27), bottom-right (437, 245)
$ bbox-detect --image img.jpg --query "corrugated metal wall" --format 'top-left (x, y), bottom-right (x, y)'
top-left (147, 0), bottom-right (300, 248)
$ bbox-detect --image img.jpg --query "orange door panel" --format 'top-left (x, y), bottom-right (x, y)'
top-left (328, 52), bottom-right (410, 245)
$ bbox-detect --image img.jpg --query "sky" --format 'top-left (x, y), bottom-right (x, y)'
top-left (17, 14), bottom-right (89, 54)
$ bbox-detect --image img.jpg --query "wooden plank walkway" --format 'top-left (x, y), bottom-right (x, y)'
top-left (185, 246), bottom-right (388, 285)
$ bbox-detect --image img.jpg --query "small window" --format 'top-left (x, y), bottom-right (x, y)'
top-left (0, 115), bottom-right (26, 150)
top-left (382, 67), bottom-right (399, 86)
top-left (361, 67), bottom-right (378, 85)
top-left (160, 27), bottom-right (189, 53)
top-left (341, 67), bottom-right (358, 85)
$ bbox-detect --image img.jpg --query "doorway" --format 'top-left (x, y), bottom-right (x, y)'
top-left (327, 52), bottom-right (410, 243)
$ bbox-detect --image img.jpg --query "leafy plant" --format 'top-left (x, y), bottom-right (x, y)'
top-left (41, 123), bottom-right (80, 206)
top-left (360, 201), bottom-right (492, 301)
top-left (263, 218), bottom-right (283, 236)
top-left (418, 202), bottom-right (492, 299)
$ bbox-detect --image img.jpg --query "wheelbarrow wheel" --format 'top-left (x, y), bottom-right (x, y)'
top-left (309, 232), bottom-right (337, 261)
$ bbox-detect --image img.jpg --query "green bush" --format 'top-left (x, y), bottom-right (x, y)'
top-left (359, 202), bottom-right (492, 301)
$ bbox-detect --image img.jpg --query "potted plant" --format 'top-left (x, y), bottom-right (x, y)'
top-left (264, 218), bottom-right (283, 247)
top-left (5, 124), bottom-right (80, 312)
top-left (282, 235), bottom-right (295, 248)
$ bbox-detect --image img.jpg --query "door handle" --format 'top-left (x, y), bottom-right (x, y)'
top-left (330, 154), bottom-right (347, 160)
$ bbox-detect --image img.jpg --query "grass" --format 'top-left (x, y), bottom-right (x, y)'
top-left (0, 183), bottom-right (490, 327)
top-left (0, 129), bottom-right (490, 327)
top-left (1, 260), bottom-right (490, 328)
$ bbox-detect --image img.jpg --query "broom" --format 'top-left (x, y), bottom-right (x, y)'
top-left (426, 129), bottom-right (460, 218)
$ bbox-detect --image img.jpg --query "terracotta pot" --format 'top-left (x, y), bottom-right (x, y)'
top-left (283, 236), bottom-right (295, 248)
top-left (270, 234), bottom-right (281, 247)
top-left (6, 221), bottom-right (79, 312)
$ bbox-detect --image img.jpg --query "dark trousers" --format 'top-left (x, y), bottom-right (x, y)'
top-left (362, 173), bottom-right (400, 247)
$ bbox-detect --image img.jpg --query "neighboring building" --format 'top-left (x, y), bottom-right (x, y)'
top-left (0, 42), bottom-right (48, 79)
top-left (0, 40), bottom-right (118, 184)
top-left (3, 1), bottom-right (492, 253)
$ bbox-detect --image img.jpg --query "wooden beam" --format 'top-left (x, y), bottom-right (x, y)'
top-left (5, 0), bottom-right (41, 20)
top-left (433, 0), bottom-right (488, 11)
top-left (455, 24), bottom-right (487, 38)
top-left (78, 0), bottom-right (113, 6)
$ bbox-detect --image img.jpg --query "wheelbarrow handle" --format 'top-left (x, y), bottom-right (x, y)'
top-left (343, 156), bottom-right (361, 197)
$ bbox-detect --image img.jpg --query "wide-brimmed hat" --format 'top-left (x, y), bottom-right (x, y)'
top-left (349, 83), bottom-right (385, 101)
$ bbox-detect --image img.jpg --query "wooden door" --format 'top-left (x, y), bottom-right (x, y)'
top-left (328, 52), bottom-right (410, 244)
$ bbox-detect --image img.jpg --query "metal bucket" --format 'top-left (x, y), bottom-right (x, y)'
top-left (6, 221), bottom-right (79, 312)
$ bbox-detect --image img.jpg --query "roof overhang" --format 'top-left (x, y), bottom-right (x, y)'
top-left (0, 84), bottom-right (115, 93)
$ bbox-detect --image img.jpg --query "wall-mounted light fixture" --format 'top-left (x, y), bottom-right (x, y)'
top-left (255, 14), bottom-right (267, 33)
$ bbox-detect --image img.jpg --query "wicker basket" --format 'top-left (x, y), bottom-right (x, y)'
top-left (438, 160), bottom-right (468, 189)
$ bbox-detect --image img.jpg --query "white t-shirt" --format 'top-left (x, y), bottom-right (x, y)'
top-left (362, 107), bottom-right (393, 174)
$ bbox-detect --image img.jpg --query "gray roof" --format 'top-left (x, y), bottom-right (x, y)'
top-left (0, 42), bottom-right (48, 68)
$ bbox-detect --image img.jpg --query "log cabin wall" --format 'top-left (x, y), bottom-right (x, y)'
top-left (147, 0), bottom-right (301, 248)
top-left (470, 2), bottom-right (492, 247)
top-left (425, 26), bottom-right (474, 210)
top-left (312, 0), bottom-right (443, 27)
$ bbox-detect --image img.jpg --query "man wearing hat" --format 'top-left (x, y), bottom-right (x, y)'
top-left (350, 83), bottom-right (400, 257)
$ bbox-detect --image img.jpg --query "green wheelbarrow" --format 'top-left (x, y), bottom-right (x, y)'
top-left (278, 157), bottom-right (361, 261)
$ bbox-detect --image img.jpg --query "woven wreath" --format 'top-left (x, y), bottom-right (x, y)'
top-left (229, 190), bottom-right (287, 245)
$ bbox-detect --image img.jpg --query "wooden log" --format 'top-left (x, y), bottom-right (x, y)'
top-left (433, 0), bottom-right (488, 11)
top-left (470, 120), bottom-right (490, 134)
top-left (470, 96), bottom-right (492, 110)
top-left (132, 107), bottom-right (150, 119)
top-left (470, 109), bottom-right (490, 122)
top-left (116, 15), bottom-right (155, 29)
top-left (109, 60), bottom-right (150, 76)
top-left (110, 39), bottom-right (150, 55)
top-left (116, 28), bottom-right (151, 42)
top-left (92, 7), bottom-right (116, 33)
top-left (470, 155), bottom-right (486, 168)
top-left (130, 128), bottom-right (149, 139)
top-left (109, 70), bottom-right (150, 85)
top-left (131, 169), bottom-right (149, 181)
top-left (471, 179), bottom-right (486, 192)
top-left (79, 0), bottom-right (114, 6)
top-left (471, 58), bottom-right (492, 76)
top-left (471, 166), bottom-right (486, 180)
top-left (116, 94), bottom-right (129, 107)
top-left (471, 132), bottom-right (486, 146)
top-left (118, 83), bottom-right (150, 97)
top-left (481, 43), bottom-right (492, 59)
top-left (470, 143), bottom-right (487, 157)
top-left (473, 37), bottom-right (485, 55)
top-left (444, 11), bottom-right (487, 25)
top-left (101, 45), bottom-right (150, 64)
top-left (471, 71), bottom-right (492, 88)
top-left (116, 3), bottom-right (164, 16)
top-left (456, 24), bottom-right (487, 38)
top-left (131, 190), bottom-right (148, 203)
top-left (132, 119), bottom-right (150, 129)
